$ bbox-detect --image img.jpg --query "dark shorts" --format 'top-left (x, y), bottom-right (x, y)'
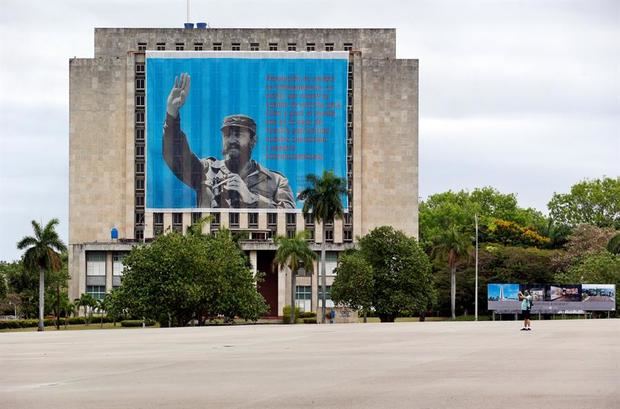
top-left (522, 310), bottom-right (531, 320)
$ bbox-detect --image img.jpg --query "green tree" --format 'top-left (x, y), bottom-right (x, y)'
top-left (299, 170), bottom-right (347, 323)
top-left (353, 226), bottom-right (434, 322)
top-left (555, 252), bottom-right (620, 308)
top-left (274, 232), bottom-right (316, 324)
top-left (431, 225), bottom-right (472, 320)
top-left (46, 253), bottom-right (69, 330)
top-left (16, 219), bottom-right (67, 331)
top-left (331, 251), bottom-right (373, 322)
top-left (420, 187), bottom-right (548, 250)
top-left (548, 177), bottom-right (620, 229)
top-left (115, 230), bottom-right (267, 326)
top-left (0, 268), bottom-right (7, 302)
top-left (3, 261), bottom-right (37, 318)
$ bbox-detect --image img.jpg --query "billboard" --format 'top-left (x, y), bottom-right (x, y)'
top-left (487, 284), bottom-right (616, 313)
top-left (145, 51), bottom-right (349, 210)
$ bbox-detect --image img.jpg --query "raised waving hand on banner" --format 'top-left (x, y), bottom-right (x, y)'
top-left (166, 73), bottom-right (190, 118)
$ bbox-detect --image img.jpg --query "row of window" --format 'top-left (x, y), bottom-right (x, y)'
top-left (149, 212), bottom-right (353, 242)
top-left (295, 285), bottom-right (334, 311)
top-left (137, 41), bottom-right (353, 52)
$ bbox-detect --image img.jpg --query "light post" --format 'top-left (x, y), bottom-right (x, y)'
top-left (475, 214), bottom-right (479, 322)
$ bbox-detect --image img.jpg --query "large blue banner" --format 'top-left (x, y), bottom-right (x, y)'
top-left (146, 51), bottom-right (349, 210)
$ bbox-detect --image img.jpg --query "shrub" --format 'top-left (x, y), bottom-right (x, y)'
top-left (298, 311), bottom-right (316, 319)
top-left (120, 319), bottom-right (156, 327)
top-left (282, 305), bottom-right (301, 324)
top-left (67, 317), bottom-right (86, 325)
top-left (302, 318), bottom-right (317, 324)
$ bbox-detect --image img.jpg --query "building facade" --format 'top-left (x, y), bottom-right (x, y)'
top-left (69, 27), bottom-right (419, 317)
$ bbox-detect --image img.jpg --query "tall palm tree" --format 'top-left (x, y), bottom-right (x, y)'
top-left (432, 225), bottom-right (472, 320)
top-left (274, 232), bottom-right (316, 324)
top-left (299, 170), bottom-right (347, 323)
top-left (16, 219), bottom-right (66, 332)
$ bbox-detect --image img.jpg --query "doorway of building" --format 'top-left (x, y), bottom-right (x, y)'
top-left (256, 250), bottom-right (278, 317)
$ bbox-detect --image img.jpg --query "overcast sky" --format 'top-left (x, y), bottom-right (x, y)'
top-left (0, 0), bottom-right (618, 261)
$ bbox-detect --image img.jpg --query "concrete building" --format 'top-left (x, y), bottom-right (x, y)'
top-left (69, 27), bottom-right (419, 316)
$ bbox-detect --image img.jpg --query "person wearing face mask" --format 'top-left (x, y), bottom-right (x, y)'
top-left (162, 73), bottom-right (295, 209)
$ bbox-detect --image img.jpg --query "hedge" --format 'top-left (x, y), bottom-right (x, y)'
top-left (0, 316), bottom-right (117, 330)
top-left (120, 319), bottom-right (157, 327)
top-left (299, 311), bottom-right (316, 319)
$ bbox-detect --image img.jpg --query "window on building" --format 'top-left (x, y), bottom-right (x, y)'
top-left (344, 213), bottom-right (352, 225)
top-left (231, 42), bottom-right (240, 51)
top-left (135, 194), bottom-right (144, 207)
top-left (135, 111), bottom-right (145, 123)
top-left (136, 95), bottom-right (145, 107)
top-left (136, 145), bottom-right (145, 158)
top-left (135, 228), bottom-right (144, 242)
top-left (344, 228), bottom-right (353, 242)
top-left (194, 42), bottom-right (203, 50)
top-left (286, 213), bottom-right (296, 226)
top-left (173, 213), bottom-right (183, 225)
top-left (306, 42), bottom-right (315, 51)
top-left (306, 228), bottom-right (315, 241)
top-left (248, 213), bottom-right (258, 227)
top-left (135, 63), bottom-right (145, 73)
top-left (250, 43), bottom-right (259, 51)
top-left (136, 78), bottom-right (145, 90)
top-left (154, 212), bottom-right (164, 225)
top-left (287, 43), bottom-right (297, 51)
top-left (135, 161), bottom-right (145, 174)
top-left (267, 213), bottom-right (277, 226)
top-left (304, 213), bottom-right (314, 226)
top-left (136, 177), bottom-right (145, 190)
top-left (325, 252), bottom-right (338, 275)
top-left (137, 42), bottom-right (147, 51)
top-left (229, 212), bottom-right (239, 227)
top-left (286, 228), bottom-right (295, 238)
top-left (175, 43), bottom-right (185, 50)
top-left (135, 211), bottom-right (144, 225)
top-left (192, 212), bottom-right (202, 225)
top-left (325, 228), bottom-right (334, 242)
top-left (295, 285), bottom-right (312, 312)
top-left (325, 42), bottom-right (334, 51)
top-left (343, 42), bottom-right (353, 51)
top-left (136, 128), bottom-right (145, 141)
top-left (269, 43), bottom-right (278, 51)
top-left (318, 285), bottom-right (334, 308)
top-left (86, 252), bottom-right (106, 276)
top-left (211, 212), bottom-right (220, 226)
top-left (86, 285), bottom-right (106, 300)
top-left (213, 42), bottom-right (222, 51)
top-left (112, 253), bottom-right (126, 276)
top-left (156, 42), bottom-right (166, 50)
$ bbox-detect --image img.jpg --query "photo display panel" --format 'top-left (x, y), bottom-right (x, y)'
top-left (487, 284), bottom-right (616, 313)
top-left (146, 51), bottom-right (349, 211)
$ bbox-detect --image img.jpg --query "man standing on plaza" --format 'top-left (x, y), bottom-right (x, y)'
top-left (162, 73), bottom-right (295, 209)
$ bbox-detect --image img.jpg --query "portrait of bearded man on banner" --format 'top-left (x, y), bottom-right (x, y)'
top-left (162, 73), bottom-right (295, 209)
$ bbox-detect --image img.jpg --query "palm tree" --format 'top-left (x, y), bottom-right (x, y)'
top-left (432, 225), bottom-right (472, 320)
top-left (77, 293), bottom-right (96, 325)
top-left (96, 297), bottom-right (109, 328)
top-left (274, 232), bottom-right (316, 324)
top-left (16, 219), bottom-right (66, 332)
top-left (298, 171), bottom-right (347, 323)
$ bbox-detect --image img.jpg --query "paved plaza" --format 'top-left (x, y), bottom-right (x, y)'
top-left (1, 319), bottom-right (619, 409)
